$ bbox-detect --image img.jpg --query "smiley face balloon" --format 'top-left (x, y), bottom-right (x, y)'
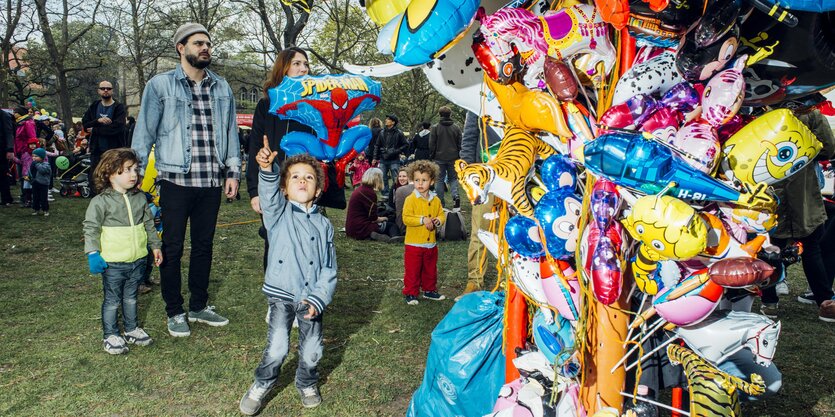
top-left (721, 108), bottom-right (822, 186)
top-left (534, 188), bottom-right (582, 260)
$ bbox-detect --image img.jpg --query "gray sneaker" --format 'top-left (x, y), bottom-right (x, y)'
top-left (189, 305), bottom-right (229, 326)
top-left (124, 327), bottom-right (153, 346)
top-left (167, 313), bottom-right (191, 337)
top-left (239, 383), bottom-right (270, 415)
top-left (298, 385), bottom-right (322, 408)
top-left (103, 335), bottom-right (129, 355)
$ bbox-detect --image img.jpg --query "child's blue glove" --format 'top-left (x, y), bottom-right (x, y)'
top-left (87, 252), bottom-right (108, 274)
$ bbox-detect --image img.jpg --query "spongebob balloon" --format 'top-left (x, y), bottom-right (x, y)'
top-left (722, 108), bottom-right (822, 186)
top-left (622, 195), bottom-right (708, 294)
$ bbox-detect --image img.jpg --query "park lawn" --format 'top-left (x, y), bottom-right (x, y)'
top-left (1, 184), bottom-right (835, 416)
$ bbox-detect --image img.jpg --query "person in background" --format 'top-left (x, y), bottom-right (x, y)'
top-left (457, 111), bottom-right (501, 300)
top-left (82, 80), bottom-right (127, 180)
top-left (430, 106), bottom-right (462, 208)
top-left (347, 151), bottom-right (371, 189)
top-left (0, 109), bottom-right (15, 206)
top-left (411, 121), bottom-right (431, 162)
top-left (366, 118), bottom-right (382, 167)
top-left (345, 167), bottom-right (401, 243)
top-left (393, 163), bottom-right (416, 236)
top-left (29, 147), bottom-right (51, 216)
top-left (401, 160), bottom-right (446, 305)
top-left (372, 115), bottom-right (408, 195)
top-left (246, 46), bottom-right (314, 271)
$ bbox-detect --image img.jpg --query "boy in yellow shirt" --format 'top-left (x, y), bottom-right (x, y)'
top-left (401, 161), bottom-right (446, 305)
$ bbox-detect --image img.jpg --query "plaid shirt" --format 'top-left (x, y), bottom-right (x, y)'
top-left (160, 74), bottom-right (240, 187)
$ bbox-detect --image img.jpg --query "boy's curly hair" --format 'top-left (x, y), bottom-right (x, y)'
top-left (92, 148), bottom-right (141, 193)
top-left (279, 154), bottom-right (325, 192)
top-left (406, 160), bottom-right (439, 182)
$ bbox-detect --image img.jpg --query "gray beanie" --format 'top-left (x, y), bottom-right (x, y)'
top-left (173, 23), bottom-right (210, 50)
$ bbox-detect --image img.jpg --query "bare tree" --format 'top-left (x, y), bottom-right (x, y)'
top-left (306, 0), bottom-right (378, 72)
top-left (232, 0), bottom-right (312, 55)
top-left (104, 0), bottom-right (171, 111)
top-left (33, 0), bottom-right (104, 122)
top-left (0, 0), bottom-right (37, 106)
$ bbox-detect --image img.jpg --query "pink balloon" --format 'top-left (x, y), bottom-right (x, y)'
top-left (640, 107), bottom-right (683, 142)
top-left (669, 119), bottom-right (721, 174)
top-left (701, 57), bottom-right (746, 127)
top-left (540, 259), bottom-right (580, 322)
top-left (653, 272), bottom-right (724, 327)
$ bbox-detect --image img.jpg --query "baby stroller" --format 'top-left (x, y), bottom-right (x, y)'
top-left (59, 155), bottom-right (92, 198)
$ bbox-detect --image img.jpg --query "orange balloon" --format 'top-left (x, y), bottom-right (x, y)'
top-left (484, 75), bottom-right (572, 138)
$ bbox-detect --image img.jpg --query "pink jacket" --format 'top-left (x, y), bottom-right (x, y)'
top-left (350, 158), bottom-right (371, 187)
top-left (14, 118), bottom-right (36, 156)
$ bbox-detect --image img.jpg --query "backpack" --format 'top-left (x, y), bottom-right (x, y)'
top-left (437, 208), bottom-right (468, 241)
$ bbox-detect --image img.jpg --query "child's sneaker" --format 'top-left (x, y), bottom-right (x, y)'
top-left (405, 295), bottom-right (419, 305)
top-left (167, 313), bottom-right (191, 337)
top-left (760, 303), bottom-right (779, 319)
top-left (298, 385), bottom-right (322, 408)
top-left (797, 291), bottom-right (817, 305)
top-left (423, 291), bottom-right (446, 301)
top-left (188, 305), bottom-right (229, 326)
top-left (775, 281), bottom-right (789, 295)
top-left (103, 335), bottom-right (129, 355)
top-left (124, 327), bottom-right (153, 346)
top-left (239, 383), bottom-right (270, 415)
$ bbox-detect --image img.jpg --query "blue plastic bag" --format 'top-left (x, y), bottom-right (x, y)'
top-left (407, 291), bottom-right (506, 417)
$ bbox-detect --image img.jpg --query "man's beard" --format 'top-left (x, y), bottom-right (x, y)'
top-left (186, 52), bottom-right (211, 69)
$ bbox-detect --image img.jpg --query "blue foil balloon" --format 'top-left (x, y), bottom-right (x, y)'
top-left (534, 188), bottom-right (582, 260)
top-left (505, 215), bottom-right (546, 258)
top-left (540, 154), bottom-right (577, 192)
top-left (532, 310), bottom-right (575, 365)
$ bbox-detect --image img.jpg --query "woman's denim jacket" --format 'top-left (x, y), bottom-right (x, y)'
top-left (132, 65), bottom-right (240, 177)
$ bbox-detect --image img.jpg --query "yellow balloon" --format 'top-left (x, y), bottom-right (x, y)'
top-left (140, 148), bottom-right (159, 205)
top-left (365, 0), bottom-right (411, 26)
top-left (622, 195), bottom-right (707, 260)
top-left (722, 108), bottom-right (822, 186)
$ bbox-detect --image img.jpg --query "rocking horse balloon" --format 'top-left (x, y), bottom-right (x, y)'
top-left (475, 4), bottom-right (617, 88)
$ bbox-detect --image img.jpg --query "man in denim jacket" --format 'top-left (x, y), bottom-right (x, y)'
top-left (132, 23), bottom-right (241, 337)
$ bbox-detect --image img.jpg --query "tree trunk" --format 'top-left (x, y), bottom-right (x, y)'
top-left (54, 62), bottom-right (73, 122)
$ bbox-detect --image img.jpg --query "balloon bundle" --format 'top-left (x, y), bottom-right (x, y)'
top-left (355, 0), bottom-right (835, 415)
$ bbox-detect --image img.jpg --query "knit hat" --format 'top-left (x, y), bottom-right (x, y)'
top-left (173, 23), bottom-right (210, 50)
top-left (33, 148), bottom-right (46, 159)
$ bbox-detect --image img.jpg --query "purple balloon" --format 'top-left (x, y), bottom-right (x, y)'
top-left (661, 82), bottom-right (700, 114)
top-left (598, 94), bottom-right (659, 130)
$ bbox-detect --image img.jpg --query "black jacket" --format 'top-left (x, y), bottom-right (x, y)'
top-left (81, 100), bottom-right (127, 142)
top-left (459, 111), bottom-right (501, 163)
top-left (246, 97), bottom-right (314, 199)
top-left (430, 116), bottom-right (462, 161)
top-left (411, 129), bottom-right (431, 161)
top-left (366, 127), bottom-right (381, 159)
top-left (0, 110), bottom-right (13, 153)
top-left (374, 126), bottom-right (408, 161)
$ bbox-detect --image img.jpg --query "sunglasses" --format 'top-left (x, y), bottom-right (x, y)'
top-left (99, 87), bottom-right (112, 91)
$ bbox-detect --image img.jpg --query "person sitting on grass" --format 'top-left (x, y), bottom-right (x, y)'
top-left (401, 160), bottom-right (446, 305)
top-left (345, 167), bottom-right (402, 243)
top-left (82, 148), bottom-right (163, 355)
top-left (239, 140), bottom-right (337, 415)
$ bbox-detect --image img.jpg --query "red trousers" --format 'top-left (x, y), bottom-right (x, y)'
top-left (403, 245), bottom-right (438, 296)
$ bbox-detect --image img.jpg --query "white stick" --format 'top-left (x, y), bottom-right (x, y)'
top-left (624, 336), bottom-right (677, 372)
top-left (620, 391), bottom-right (690, 416)
top-left (610, 319), bottom-right (666, 373)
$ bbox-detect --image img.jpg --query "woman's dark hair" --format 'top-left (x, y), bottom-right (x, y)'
top-left (92, 148), bottom-right (141, 193)
top-left (263, 47), bottom-right (308, 98)
top-left (368, 118), bottom-right (382, 129)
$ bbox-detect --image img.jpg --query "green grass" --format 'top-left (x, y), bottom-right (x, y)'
top-left (1, 185), bottom-right (834, 416)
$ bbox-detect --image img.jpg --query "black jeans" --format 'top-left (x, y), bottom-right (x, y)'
top-left (31, 182), bottom-right (49, 212)
top-left (763, 224), bottom-right (835, 305)
top-left (0, 156), bottom-right (13, 204)
top-left (158, 181), bottom-right (221, 317)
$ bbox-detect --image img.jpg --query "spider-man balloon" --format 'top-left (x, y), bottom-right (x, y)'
top-left (268, 74), bottom-right (382, 187)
